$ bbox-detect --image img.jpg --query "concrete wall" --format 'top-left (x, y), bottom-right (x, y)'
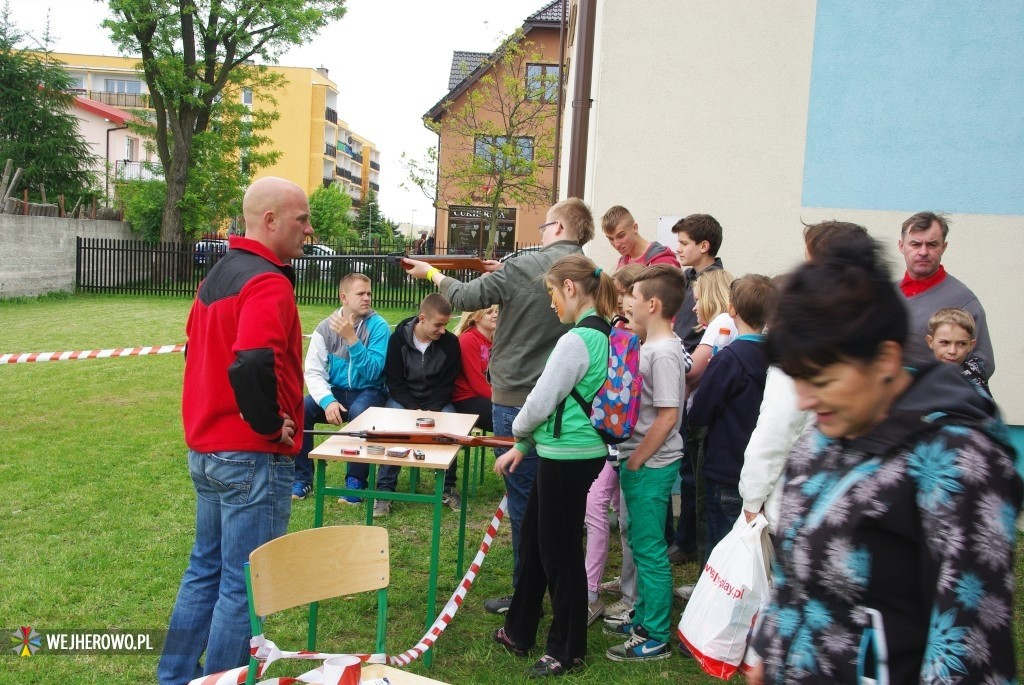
top-left (0, 215), bottom-right (137, 298)
top-left (575, 1), bottom-right (1024, 423)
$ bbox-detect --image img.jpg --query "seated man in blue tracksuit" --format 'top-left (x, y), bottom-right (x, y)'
top-left (292, 272), bottom-right (390, 500)
top-left (376, 293), bottom-right (462, 516)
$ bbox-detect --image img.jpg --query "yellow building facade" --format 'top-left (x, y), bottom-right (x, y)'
top-left (47, 53), bottom-right (379, 203)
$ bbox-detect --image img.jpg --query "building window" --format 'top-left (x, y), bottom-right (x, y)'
top-left (447, 205), bottom-right (518, 257)
top-left (124, 136), bottom-right (139, 161)
top-left (242, 88), bottom-right (253, 105)
top-left (526, 63), bottom-right (559, 102)
top-left (104, 79), bottom-right (142, 94)
top-left (474, 136), bottom-right (534, 174)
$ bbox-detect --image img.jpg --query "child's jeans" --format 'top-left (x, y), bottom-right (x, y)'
top-left (704, 478), bottom-right (743, 564)
top-left (584, 461), bottom-right (619, 594)
top-left (620, 462), bottom-right (678, 643)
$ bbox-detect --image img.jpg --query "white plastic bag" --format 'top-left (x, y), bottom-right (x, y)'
top-left (677, 513), bottom-right (772, 679)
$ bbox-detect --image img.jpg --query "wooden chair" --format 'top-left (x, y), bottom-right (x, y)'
top-left (244, 525), bottom-right (389, 685)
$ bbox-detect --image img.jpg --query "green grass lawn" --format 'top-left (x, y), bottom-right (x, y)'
top-left (1, 294), bottom-right (1021, 684)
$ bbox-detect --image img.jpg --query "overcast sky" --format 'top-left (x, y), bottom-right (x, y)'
top-left (10, 0), bottom-right (550, 230)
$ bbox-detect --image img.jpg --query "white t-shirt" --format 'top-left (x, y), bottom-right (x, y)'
top-left (698, 312), bottom-right (737, 353)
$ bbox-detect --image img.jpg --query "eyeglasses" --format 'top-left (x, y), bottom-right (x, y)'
top-left (538, 220), bottom-right (558, 235)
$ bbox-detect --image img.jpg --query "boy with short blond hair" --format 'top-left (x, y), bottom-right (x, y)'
top-left (927, 307), bottom-right (991, 397)
top-left (688, 274), bottom-right (775, 558)
top-left (602, 205), bottom-right (680, 269)
top-left (604, 264), bottom-right (688, 663)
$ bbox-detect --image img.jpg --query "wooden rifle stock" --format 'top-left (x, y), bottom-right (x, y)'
top-left (386, 252), bottom-right (490, 273)
top-left (308, 429), bottom-right (515, 449)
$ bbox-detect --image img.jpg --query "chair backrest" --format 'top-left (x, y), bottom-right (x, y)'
top-left (249, 525), bottom-right (389, 616)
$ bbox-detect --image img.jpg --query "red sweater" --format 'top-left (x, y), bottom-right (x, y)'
top-left (182, 236), bottom-right (304, 455)
top-left (452, 326), bottom-right (493, 402)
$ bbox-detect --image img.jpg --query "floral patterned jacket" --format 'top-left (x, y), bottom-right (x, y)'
top-left (750, 362), bottom-right (1022, 684)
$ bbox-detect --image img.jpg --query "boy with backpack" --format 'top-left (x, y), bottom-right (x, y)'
top-left (604, 264), bottom-right (688, 662)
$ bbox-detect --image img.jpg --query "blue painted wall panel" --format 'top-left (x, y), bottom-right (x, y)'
top-left (802, 1), bottom-right (1024, 215)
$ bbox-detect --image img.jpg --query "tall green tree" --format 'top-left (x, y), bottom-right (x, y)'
top-left (117, 78), bottom-right (282, 240)
top-left (410, 31), bottom-right (558, 255)
top-left (355, 189), bottom-right (397, 242)
top-left (103, 0), bottom-right (346, 242)
top-left (308, 183), bottom-right (355, 241)
top-left (0, 4), bottom-right (97, 203)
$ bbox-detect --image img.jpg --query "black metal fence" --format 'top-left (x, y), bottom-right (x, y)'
top-left (76, 238), bottom-right (541, 308)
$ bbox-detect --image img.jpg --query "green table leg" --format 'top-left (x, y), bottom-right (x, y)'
top-left (308, 458), bottom-right (327, 650)
top-left (365, 463), bottom-right (377, 525)
top-left (424, 469), bottom-right (445, 667)
top-left (457, 446), bottom-right (470, 579)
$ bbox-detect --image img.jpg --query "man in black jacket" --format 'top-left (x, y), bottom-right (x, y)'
top-left (376, 293), bottom-right (461, 516)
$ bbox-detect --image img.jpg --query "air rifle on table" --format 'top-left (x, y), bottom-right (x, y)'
top-left (385, 252), bottom-right (491, 273)
top-left (306, 429), bottom-right (515, 449)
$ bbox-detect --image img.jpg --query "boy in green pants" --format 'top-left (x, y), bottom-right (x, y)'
top-left (605, 264), bottom-right (688, 662)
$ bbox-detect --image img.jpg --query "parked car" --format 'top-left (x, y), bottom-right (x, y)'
top-left (292, 243), bottom-right (336, 281)
top-left (194, 239), bottom-right (228, 267)
top-left (293, 244), bottom-right (375, 282)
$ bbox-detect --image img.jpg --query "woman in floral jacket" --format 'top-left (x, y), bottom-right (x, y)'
top-left (747, 238), bottom-right (1022, 684)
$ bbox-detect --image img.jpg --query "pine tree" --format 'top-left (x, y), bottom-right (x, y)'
top-left (0, 4), bottom-right (97, 203)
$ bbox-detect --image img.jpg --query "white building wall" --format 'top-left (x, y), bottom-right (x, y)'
top-left (572, 1), bottom-right (1024, 423)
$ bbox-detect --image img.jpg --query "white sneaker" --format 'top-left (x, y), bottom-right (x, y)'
top-left (598, 576), bottom-right (621, 594)
top-left (674, 584), bottom-right (695, 601)
top-left (603, 598), bottom-right (633, 617)
top-left (602, 607), bottom-right (634, 628)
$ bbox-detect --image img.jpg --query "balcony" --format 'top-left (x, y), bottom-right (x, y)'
top-left (339, 169), bottom-right (353, 181)
top-left (87, 90), bottom-right (150, 108)
top-left (114, 160), bottom-right (163, 181)
top-left (370, 182), bottom-right (380, 192)
top-left (351, 198), bottom-right (362, 208)
top-left (324, 142), bottom-right (337, 158)
top-left (370, 160), bottom-right (380, 171)
top-left (352, 175), bottom-right (362, 186)
top-left (352, 152), bottom-right (363, 163)
top-left (338, 143), bottom-right (354, 158)
top-left (323, 177), bottom-right (333, 188)
top-left (325, 106), bottom-right (338, 124)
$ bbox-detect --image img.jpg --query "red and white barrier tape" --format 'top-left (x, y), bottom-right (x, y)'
top-left (1, 344), bottom-right (185, 364)
top-left (189, 495), bottom-right (508, 685)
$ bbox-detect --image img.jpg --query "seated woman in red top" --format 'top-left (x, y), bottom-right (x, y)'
top-left (452, 305), bottom-right (498, 432)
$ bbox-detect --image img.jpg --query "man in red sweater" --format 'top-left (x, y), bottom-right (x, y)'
top-left (158, 177), bottom-right (313, 685)
top-left (603, 205), bottom-right (681, 270)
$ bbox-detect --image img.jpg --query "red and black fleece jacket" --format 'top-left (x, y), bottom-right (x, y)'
top-left (182, 236), bottom-right (304, 456)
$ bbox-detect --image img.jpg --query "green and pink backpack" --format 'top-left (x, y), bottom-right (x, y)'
top-left (554, 316), bottom-right (643, 444)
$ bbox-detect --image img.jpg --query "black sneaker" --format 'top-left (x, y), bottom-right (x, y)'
top-left (493, 627), bottom-right (530, 657)
top-left (484, 595), bottom-right (513, 614)
top-left (526, 654), bottom-right (584, 678)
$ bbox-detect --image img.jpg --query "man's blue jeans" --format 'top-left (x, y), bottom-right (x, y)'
top-left (492, 403), bottom-right (539, 589)
top-left (157, 450), bottom-right (294, 685)
top-left (370, 398), bottom-right (457, 492)
top-left (293, 387), bottom-right (388, 487)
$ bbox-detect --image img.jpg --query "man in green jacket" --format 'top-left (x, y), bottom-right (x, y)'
top-left (404, 198), bottom-right (596, 613)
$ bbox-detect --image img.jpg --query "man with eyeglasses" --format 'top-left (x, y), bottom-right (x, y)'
top-left (404, 198), bottom-right (595, 615)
